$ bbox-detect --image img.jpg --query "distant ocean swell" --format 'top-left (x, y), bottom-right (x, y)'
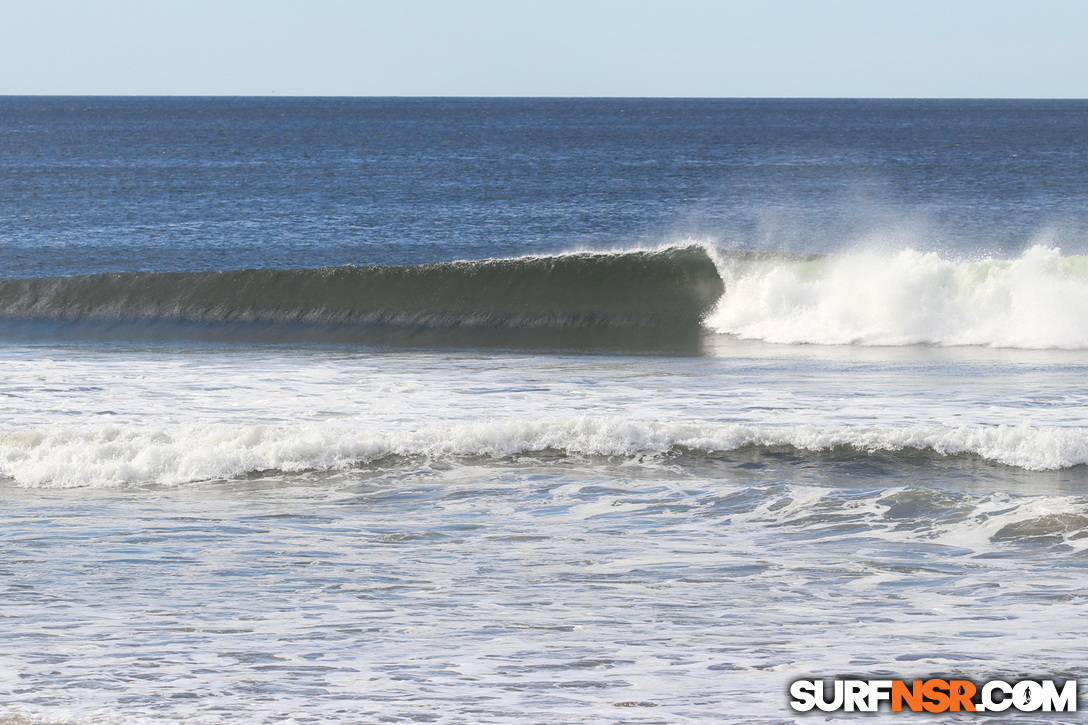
top-left (3, 419), bottom-right (1087, 487)
top-left (2, 244), bottom-right (1088, 348)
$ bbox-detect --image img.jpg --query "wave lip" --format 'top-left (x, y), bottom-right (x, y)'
top-left (704, 245), bottom-right (1088, 349)
top-left (3, 419), bottom-right (1086, 488)
top-left (0, 247), bottom-right (724, 347)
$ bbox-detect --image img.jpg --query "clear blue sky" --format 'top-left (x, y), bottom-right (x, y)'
top-left (1, 0), bottom-right (1086, 97)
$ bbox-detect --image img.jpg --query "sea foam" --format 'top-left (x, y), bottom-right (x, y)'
top-left (704, 245), bottom-right (1088, 348)
top-left (3, 419), bottom-right (1086, 487)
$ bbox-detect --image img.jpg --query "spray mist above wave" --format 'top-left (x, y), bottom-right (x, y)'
top-left (704, 244), bottom-right (1088, 349)
top-left (2, 419), bottom-right (1087, 488)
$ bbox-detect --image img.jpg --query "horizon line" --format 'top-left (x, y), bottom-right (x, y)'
top-left (1, 94), bottom-right (1087, 101)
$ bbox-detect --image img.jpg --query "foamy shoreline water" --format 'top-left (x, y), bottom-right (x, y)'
top-left (3, 463), bottom-right (1087, 724)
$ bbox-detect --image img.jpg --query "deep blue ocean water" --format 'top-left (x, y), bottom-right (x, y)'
top-left (4, 98), bottom-right (1088, 277)
top-left (1, 98), bottom-right (1088, 723)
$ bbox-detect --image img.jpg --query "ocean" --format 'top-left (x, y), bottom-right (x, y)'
top-left (1, 97), bottom-right (1087, 723)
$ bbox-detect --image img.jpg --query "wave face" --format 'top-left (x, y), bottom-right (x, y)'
top-left (0, 247), bottom-right (724, 346)
top-left (3, 419), bottom-right (1087, 488)
top-left (705, 245), bottom-right (1088, 348)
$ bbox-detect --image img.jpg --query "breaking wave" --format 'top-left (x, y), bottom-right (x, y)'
top-left (2, 243), bottom-right (1088, 349)
top-left (2, 419), bottom-right (1087, 487)
top-left (705, 244), bottom-right (1088, 348)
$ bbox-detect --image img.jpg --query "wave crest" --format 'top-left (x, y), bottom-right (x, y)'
top-left (3, 419), bottom-right (1086, 487)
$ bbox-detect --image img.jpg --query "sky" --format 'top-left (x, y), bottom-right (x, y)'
top-left (1, 0), bottom-right (1086, 97)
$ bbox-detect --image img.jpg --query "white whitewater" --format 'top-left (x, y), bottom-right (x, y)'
top-left (4, 420), bottom-right (1088, 488)
top-left (705, 245), bottom-right (1088, 348)
top-left (1, 340), bottom-right (1087, 488)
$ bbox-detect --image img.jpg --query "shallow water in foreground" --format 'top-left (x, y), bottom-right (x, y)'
top-left (1, 342), bottom-right (1087, 723)
top-left (4, 461), bottom-right (1088, 724)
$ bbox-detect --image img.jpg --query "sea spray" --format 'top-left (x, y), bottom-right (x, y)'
top-left (704, 245), bottom-right (1088, 348)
